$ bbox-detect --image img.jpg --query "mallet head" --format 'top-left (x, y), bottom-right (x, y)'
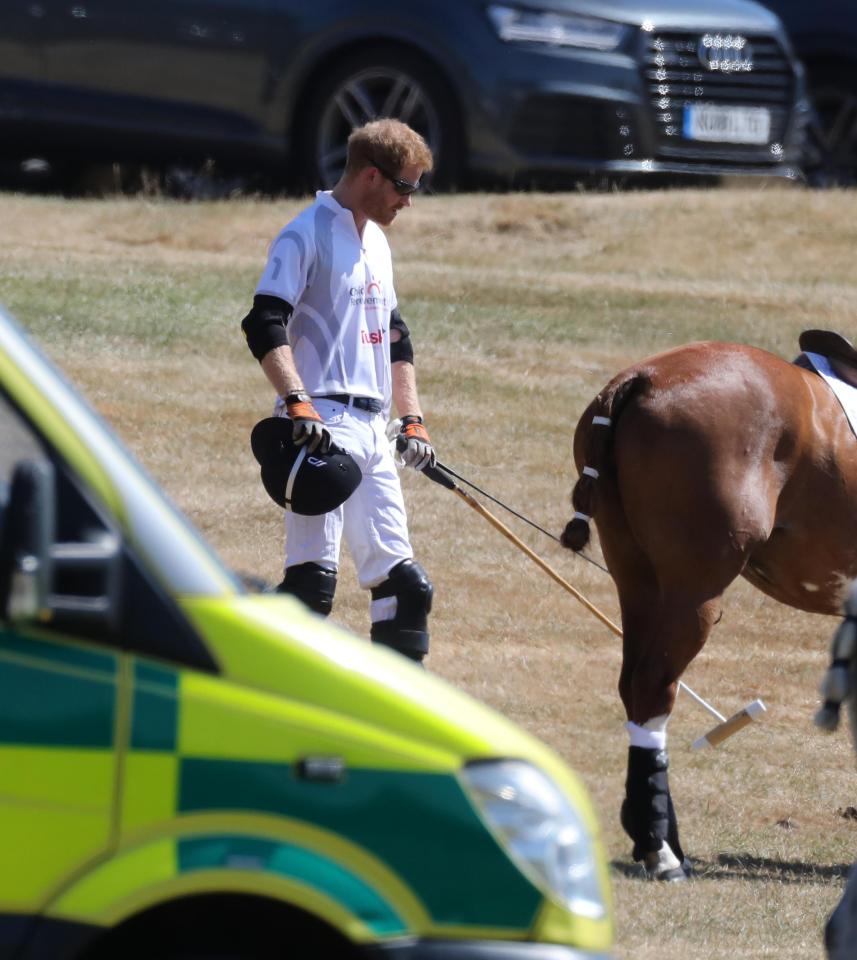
top-left (693, 699), bottom-right (766, 750)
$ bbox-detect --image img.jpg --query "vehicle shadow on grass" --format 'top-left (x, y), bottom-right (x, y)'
top-left (611, 856), bottom-right (851, 884)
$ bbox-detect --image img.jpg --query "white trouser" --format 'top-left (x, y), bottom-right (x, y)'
top-left (280, 398), bottom-right (413, 599)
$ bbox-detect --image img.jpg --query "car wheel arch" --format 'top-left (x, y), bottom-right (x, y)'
top-left (288, 37), bottom-right (466, 191)
top-left (80, 892), bottom-right (365, 959)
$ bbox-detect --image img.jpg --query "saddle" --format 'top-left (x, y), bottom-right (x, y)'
top-left (798, 329), bottom-right (857, 389)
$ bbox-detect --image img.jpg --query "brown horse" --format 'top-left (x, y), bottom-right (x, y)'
top-left (561, 335), bottom-right (857, 881)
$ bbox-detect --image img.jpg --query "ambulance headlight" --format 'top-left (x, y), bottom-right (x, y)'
top-left (461, 759), bottom-right (606, 919)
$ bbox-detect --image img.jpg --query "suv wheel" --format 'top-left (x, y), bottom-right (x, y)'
top-left (299, 48), bottom-right (460, 190)
top-left (804, 68), bottom-right (857, 187)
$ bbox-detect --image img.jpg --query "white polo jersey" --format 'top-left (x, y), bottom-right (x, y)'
top-left (256, 191), bottom-right (397, 407)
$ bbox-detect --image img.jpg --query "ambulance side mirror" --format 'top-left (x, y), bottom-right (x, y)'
top-left (0, 458), bottom-right (122, 631)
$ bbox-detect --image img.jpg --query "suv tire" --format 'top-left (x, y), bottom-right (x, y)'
top-left (298, 46), bottom-right (461, 191)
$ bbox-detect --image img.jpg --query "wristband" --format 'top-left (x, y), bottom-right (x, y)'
top-left (400, 415), bottom-right (430, 443)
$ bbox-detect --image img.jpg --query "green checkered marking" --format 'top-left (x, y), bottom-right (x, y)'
top-left (179, 835), bottom-right (406, 936)
top-left (130, 660), bottom-right (178, 751)
top-left (0, 629), bottom-right (116, 676)
top-left (0, 630), bottom-right (116, 748)
top-left (179, 759), bottom-right (541, 929)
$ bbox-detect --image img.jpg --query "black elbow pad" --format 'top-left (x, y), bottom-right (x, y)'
top-left (389, 308), bottom-right (414, 364)
top-left (241, 295), bottom-right (293, 361)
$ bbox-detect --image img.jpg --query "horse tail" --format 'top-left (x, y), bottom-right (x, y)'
top-left (561, 372), bottom-right (648, 552)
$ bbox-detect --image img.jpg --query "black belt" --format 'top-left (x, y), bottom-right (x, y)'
top-left (315, 394), bottom-right (384, 414)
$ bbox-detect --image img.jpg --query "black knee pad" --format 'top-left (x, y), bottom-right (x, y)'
top-left (277, 562), bottom-right (336, 616)
top-left (621, 747), bottom-right (684, 864)
top-left (370, 559), bottom-right (433, 662)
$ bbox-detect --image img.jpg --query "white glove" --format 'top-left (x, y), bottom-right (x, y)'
top-left (286, 394), bottom-right (331, 454)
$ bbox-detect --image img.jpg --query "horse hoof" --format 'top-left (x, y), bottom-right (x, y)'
top-left (643, 846), bottom-right (693, 882)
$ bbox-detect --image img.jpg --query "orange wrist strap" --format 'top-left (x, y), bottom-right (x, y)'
top-left (287, 400), bottom-right (321, 422)
top-left (403, 421), bottom-right (430, 442)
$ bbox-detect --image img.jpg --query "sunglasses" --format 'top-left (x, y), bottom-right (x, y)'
top-left (375, 164), bottom-right (422, 196)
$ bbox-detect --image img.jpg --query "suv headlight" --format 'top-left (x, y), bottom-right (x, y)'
top-left (487, 5), bottom-right (629, 52)
top-left (461, 759), bottom-right (606, 919)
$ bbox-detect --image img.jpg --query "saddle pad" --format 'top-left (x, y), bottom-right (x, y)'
top-left (805, 351), bottom-right (857, 439)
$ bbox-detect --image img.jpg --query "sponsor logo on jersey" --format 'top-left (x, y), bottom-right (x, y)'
top-left (361, 328), bottom-right (386, 345)
top-left (350, 278), bottom-right (388, 309)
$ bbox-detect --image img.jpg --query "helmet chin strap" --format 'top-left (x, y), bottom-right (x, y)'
top-left (284, 444), bottom-right (307, 511)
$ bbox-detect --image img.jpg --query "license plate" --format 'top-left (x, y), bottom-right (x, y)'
top-left (683, 104), bottom-right (771, 145)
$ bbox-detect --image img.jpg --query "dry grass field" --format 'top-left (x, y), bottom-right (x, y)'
top-left (3, 183), bottom-right (857, 958)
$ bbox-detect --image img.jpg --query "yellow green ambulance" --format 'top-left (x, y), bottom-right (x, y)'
top-left (0, 305), bottom-right (613, 959)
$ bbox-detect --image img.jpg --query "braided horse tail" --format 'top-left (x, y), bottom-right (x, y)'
top-left (561, 372), bottom-right (648, 552)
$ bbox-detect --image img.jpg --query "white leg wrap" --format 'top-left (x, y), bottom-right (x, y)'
top-left (626, 715), bottom-right (669, 750)
top-left (370, 596), bottom-right (397, 622)
top-left (645, 842), bottom-right (683, 879)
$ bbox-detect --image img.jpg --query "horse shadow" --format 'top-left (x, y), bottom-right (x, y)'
top-left (611, 855), bottom-right (851, 884)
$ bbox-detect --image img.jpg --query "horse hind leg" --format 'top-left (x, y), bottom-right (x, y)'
top-left (587, 428), bottom-right (764, 880)
top-left (618, 587), bottom-right (725, 882)
top-left (622, 743), bottom-right (687, 881)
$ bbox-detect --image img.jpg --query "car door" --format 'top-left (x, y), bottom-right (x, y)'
top-left (38, 0), bottom-right (274, 144)
top-left (0, 630), bottom-right (120, 958)
top-left (0, 381), bottom-right (218, 959)
top-left (0, 392), bottom-right (120, 959)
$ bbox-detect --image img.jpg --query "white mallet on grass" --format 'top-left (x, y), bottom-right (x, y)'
top-left (678, 682), bottom-right (767, 750)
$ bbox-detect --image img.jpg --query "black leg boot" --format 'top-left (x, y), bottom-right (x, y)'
top-left (621, 746), bottom-right (689, 881)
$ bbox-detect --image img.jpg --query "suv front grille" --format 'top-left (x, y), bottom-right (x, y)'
top-left (643, 31), bottom-right (795, 162)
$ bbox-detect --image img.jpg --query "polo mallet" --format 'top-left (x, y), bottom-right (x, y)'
top-left (410, 449), bottom-right (766, 749)
top-left (677, 684), bottom-right (766, 750)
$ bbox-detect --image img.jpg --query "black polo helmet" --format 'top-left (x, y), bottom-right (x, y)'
top-left (250, 417), bottom-right (362, 515)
